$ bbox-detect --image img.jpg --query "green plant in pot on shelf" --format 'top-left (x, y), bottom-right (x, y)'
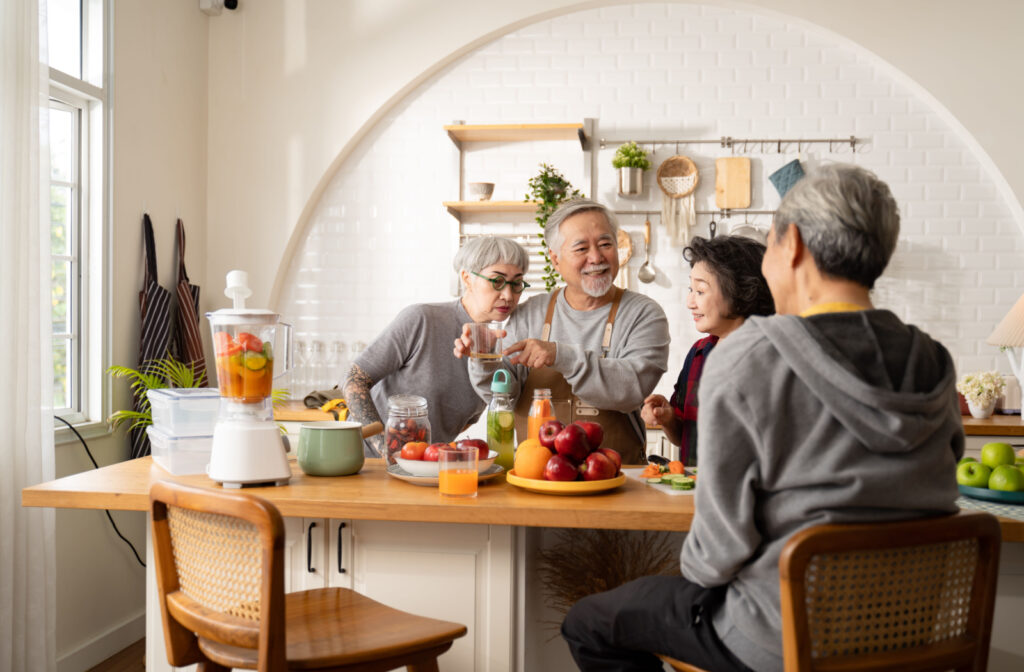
top-left (526, 163), bottom-right (583, 291)
top-left (955, 370), bottom-right (1005, 419)
top-left (611, 141), bottom-right (651, 196)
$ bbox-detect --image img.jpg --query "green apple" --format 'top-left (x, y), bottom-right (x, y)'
top-left (980, 442), bottom-right (1016, 469)
top-left (957, 462), bottom-right (992, 488)
top-left (959, 456), bottom-right (978, 466)
top-left (989, 465), bottom-right (1024, 492)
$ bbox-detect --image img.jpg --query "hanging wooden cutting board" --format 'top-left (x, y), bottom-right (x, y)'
top-left (715, 157), bottom-right (751, 209)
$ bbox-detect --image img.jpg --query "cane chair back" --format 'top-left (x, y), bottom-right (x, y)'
top-left (150, 480), bottom-right (467, 671)
top-left (779, 511), bottom-right (1001, 672)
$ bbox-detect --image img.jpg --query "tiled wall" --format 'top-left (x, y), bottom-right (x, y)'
top-left (278, 2), bottom-right (1024, 398)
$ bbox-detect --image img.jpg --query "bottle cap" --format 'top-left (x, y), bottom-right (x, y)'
top-left (533, 388), bottom-right (551, 398)
top-left (490, 369), bottom-right (511, 395)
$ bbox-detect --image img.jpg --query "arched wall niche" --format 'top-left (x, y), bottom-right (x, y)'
top-left (275, 1), bottom-right (1024, 395)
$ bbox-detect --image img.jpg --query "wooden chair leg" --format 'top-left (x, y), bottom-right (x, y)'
top-left (656, 653), bottom-right (710, 672)
top-left (407, 661), bottom-right (440, 672)
top-left (197, 662), bottom-right (231, 672)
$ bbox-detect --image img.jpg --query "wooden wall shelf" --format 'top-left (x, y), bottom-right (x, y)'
top-left (444, 200), bottom-right (540, 217)
top-left (445, 123), bottom-right (586, 148)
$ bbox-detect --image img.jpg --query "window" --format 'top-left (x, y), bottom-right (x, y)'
top-left (47, 0), bottom-right (108, 424)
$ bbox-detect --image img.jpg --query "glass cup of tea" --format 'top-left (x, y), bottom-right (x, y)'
top-left (467, 321), bottom-right (502, 374)
top-left (439, 446), bottom-right (479, 498)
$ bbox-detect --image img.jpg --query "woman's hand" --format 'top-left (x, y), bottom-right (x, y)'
top-left (453, 323), bottom-right (507, 359)
top-left (505, 339), bottom-right (556, 369)
top-left (641, 394), bottom-right (674, 426)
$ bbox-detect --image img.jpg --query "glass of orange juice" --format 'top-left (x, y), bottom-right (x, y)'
top-left (439, 446), bottom-right (478, 498)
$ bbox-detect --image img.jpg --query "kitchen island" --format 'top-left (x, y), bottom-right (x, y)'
top-left (24, 441), bottom-right (1024, 671)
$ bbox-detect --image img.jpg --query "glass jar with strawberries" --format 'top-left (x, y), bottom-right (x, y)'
top-left (384, 395), bottom-right (430, 465)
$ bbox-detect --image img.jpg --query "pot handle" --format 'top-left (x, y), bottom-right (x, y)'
top-left (361, 421), bottom-right (384, 439)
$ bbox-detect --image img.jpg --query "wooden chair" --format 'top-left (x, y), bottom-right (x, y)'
top-left (150, 480), bottom-right (467, 671)
top-left (779, 510), bottom-right (1001, 672)
top-left (659, 511), bottom-right (1001, 672)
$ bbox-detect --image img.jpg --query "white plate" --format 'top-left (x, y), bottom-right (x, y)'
top-left (386, 463), bottom-right (504, 487)
top-left (395, 450), bottom-right (497, 477)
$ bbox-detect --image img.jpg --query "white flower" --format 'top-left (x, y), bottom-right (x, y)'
top-left (955, 371), bottom-right (1006, 408)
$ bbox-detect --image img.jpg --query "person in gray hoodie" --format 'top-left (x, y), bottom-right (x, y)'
top-left (562, 164), bottom-right (963, 672)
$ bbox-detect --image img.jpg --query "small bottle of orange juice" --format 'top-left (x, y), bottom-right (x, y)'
top-left (526, 388), bottom-right (555, 443)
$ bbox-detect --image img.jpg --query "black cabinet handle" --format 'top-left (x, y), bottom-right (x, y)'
top-left (337, 522), bottom-right (347, 574)
top-left (306, 521), bottom-right (317, 573)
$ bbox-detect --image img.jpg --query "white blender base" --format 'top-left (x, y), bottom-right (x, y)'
top-left (207, 421), bottom-right (291, 488)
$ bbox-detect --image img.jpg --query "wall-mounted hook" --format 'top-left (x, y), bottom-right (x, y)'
top-left (849, 135), bottom-right (856, 152)
top-left (777, 140), bottom-right (782, 153)
top-left (600, 138), bottom-right (607, 150)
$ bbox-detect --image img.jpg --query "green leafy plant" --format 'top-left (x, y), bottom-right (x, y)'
top-left (526, 163), bottom-right (583, 291)
top-left (611, 141), bottom-right (651, 170)
top-left (106, 356), bottom-right (206, 432)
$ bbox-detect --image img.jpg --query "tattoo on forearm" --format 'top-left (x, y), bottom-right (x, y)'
top-left (343, 363), bottom-right (385, 455)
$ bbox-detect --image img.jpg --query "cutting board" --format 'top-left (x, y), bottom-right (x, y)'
top-left (715, 157), bottom-right (751, 209)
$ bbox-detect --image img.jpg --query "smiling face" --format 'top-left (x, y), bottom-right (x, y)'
top-left (687, 261), bottom-right (745, 338)
top-left (550, 210), bottom-right (619, 301)
top-left (460, 262), bottom-right (526, 322)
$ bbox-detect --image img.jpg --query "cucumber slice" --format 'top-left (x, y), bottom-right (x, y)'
top-left (646, 478), bottom-right (663, 485)
top-left (671, 477), bottom-right (695, 491)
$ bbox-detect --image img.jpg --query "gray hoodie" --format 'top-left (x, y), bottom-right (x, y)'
top-left (680, 310), bottom-right (963, 672)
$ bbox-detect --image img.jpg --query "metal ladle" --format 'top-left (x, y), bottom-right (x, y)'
top-left (638, 219), bottom-right (656, 284)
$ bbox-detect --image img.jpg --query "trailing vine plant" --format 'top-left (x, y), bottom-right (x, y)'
top-left (525, 163), bottom-right (583, 291)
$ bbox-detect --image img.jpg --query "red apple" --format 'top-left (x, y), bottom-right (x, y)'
top-left (554, 423), bottom-right (591, 463)
top-left (538, 420), bottom-right (564, 451)
top-left (457, 438), bottom-right (490, 460)
top-left (543, 454), bottom-right (579, 481)
top-left (581, 452), bottom-right (617, 481)
top-left (577, 421), bottom-right (604, 450)
top-left (597, 447), bottom-right (621, 474)
top-left (423, 443), bottom-right (447, 461)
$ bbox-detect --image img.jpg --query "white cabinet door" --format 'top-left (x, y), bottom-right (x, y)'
top-left (283, 517), bottom-right (327, 592)
top-left (350, 521), bottom-right (516, 672)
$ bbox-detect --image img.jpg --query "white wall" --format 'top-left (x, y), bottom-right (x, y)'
top-left (53, 2), bottom-right (208, 670)
top-left (203, 0), bottom-right (1024, 315)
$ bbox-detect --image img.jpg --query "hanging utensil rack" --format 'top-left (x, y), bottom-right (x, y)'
top-left (599, 136), bottom-right (860, 153)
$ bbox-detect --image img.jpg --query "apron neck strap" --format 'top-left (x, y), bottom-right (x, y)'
top-left (542, 287), bottom-right (625, 356)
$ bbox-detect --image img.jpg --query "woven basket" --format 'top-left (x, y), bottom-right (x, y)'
top-left (656, 155), bottom-right (699, 199)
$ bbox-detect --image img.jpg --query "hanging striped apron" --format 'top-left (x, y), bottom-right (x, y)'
top-left (131, 214), bottom-right (172, 459)
top-left (172, 219), bottom-right (207, 386)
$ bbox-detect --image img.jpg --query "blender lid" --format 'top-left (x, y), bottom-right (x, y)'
top-left (205, 269), bottom-right (279, 323)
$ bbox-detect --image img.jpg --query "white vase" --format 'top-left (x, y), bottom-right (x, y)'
top-left (967, 398), bottom-right (996, 419)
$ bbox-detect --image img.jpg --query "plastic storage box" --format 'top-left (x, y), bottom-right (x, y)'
top-left (147, 387), bottom-right (221, 437)
top-left (148, 426), bottom-right (213, 475)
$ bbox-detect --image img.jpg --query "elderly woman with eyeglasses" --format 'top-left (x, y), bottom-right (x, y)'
top-left (343, 236), bottom-right (530, 457)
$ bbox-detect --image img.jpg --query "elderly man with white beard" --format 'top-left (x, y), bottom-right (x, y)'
top-left (456, 199), bottom-right (670, 464)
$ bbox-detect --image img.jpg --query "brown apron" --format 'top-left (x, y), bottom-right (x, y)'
top-left (513, 287), bottom-right (645, 465)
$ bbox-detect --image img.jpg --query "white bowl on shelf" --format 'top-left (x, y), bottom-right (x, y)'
top-left (395, 450), bottom-right (497, 477)
top-left (468, 182), bottom-right (495, 201)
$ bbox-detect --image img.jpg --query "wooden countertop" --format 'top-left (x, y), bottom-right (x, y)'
top-left (962, 414), bottom-right (1024, 436)
top-left (22, 457), bottom-right (692, 532)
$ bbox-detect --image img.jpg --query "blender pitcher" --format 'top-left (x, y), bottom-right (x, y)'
top-left (206, 270), bottom-right (293, 487)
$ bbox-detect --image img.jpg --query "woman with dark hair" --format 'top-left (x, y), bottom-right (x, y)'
top-left (641, 235), bottom-right (774, 465)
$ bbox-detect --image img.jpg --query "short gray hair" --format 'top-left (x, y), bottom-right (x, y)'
top-left (773, 163), bottom-right (899, 289)
top-left (453, 236), bottom-right (530, 280)
top-left (544, 198), bottom-right (619, 253)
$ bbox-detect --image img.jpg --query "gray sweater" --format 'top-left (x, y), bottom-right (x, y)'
top-left (495, 289), bottom-right (670, 445)
top-left (354, 300), bottom-right (484, 443)
top-left (680, 311), bottom-right (963, 672)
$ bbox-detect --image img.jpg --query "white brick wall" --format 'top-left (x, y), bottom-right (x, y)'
top-left (278, 2), bottom-right (1024, 397)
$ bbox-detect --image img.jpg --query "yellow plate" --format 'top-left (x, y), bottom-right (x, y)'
top-left (505, 470), bottom-right (626, 495)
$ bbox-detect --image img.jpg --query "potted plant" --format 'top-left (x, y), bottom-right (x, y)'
top-left (106, 356), bottom-right (207, 432)
top-left (611, 141), bottom-right (651, 196)
top-left (525, 163), bottom-right (583, 291)
top-left (956, 370), bottom-right (1006, 419)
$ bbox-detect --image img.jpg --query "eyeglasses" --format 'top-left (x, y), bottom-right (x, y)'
top-left (470, 271), bottom-right (530, 294)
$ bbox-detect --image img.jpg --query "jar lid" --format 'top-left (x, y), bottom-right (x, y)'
top-left (388, 394), bottom-right (428, 414)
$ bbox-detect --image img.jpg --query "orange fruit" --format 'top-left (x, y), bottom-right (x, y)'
top-left (514, 438), bottom-right (552, 480)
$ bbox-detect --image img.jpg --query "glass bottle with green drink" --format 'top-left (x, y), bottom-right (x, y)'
top-left (486, 369), bottom-right (515, 471)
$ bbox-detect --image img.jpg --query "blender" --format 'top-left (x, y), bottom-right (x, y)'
top-left (206, 270), bottom-right (293, 487)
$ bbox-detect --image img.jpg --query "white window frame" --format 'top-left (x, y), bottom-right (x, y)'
top-left (50, 0), bottom-right (110, 436)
